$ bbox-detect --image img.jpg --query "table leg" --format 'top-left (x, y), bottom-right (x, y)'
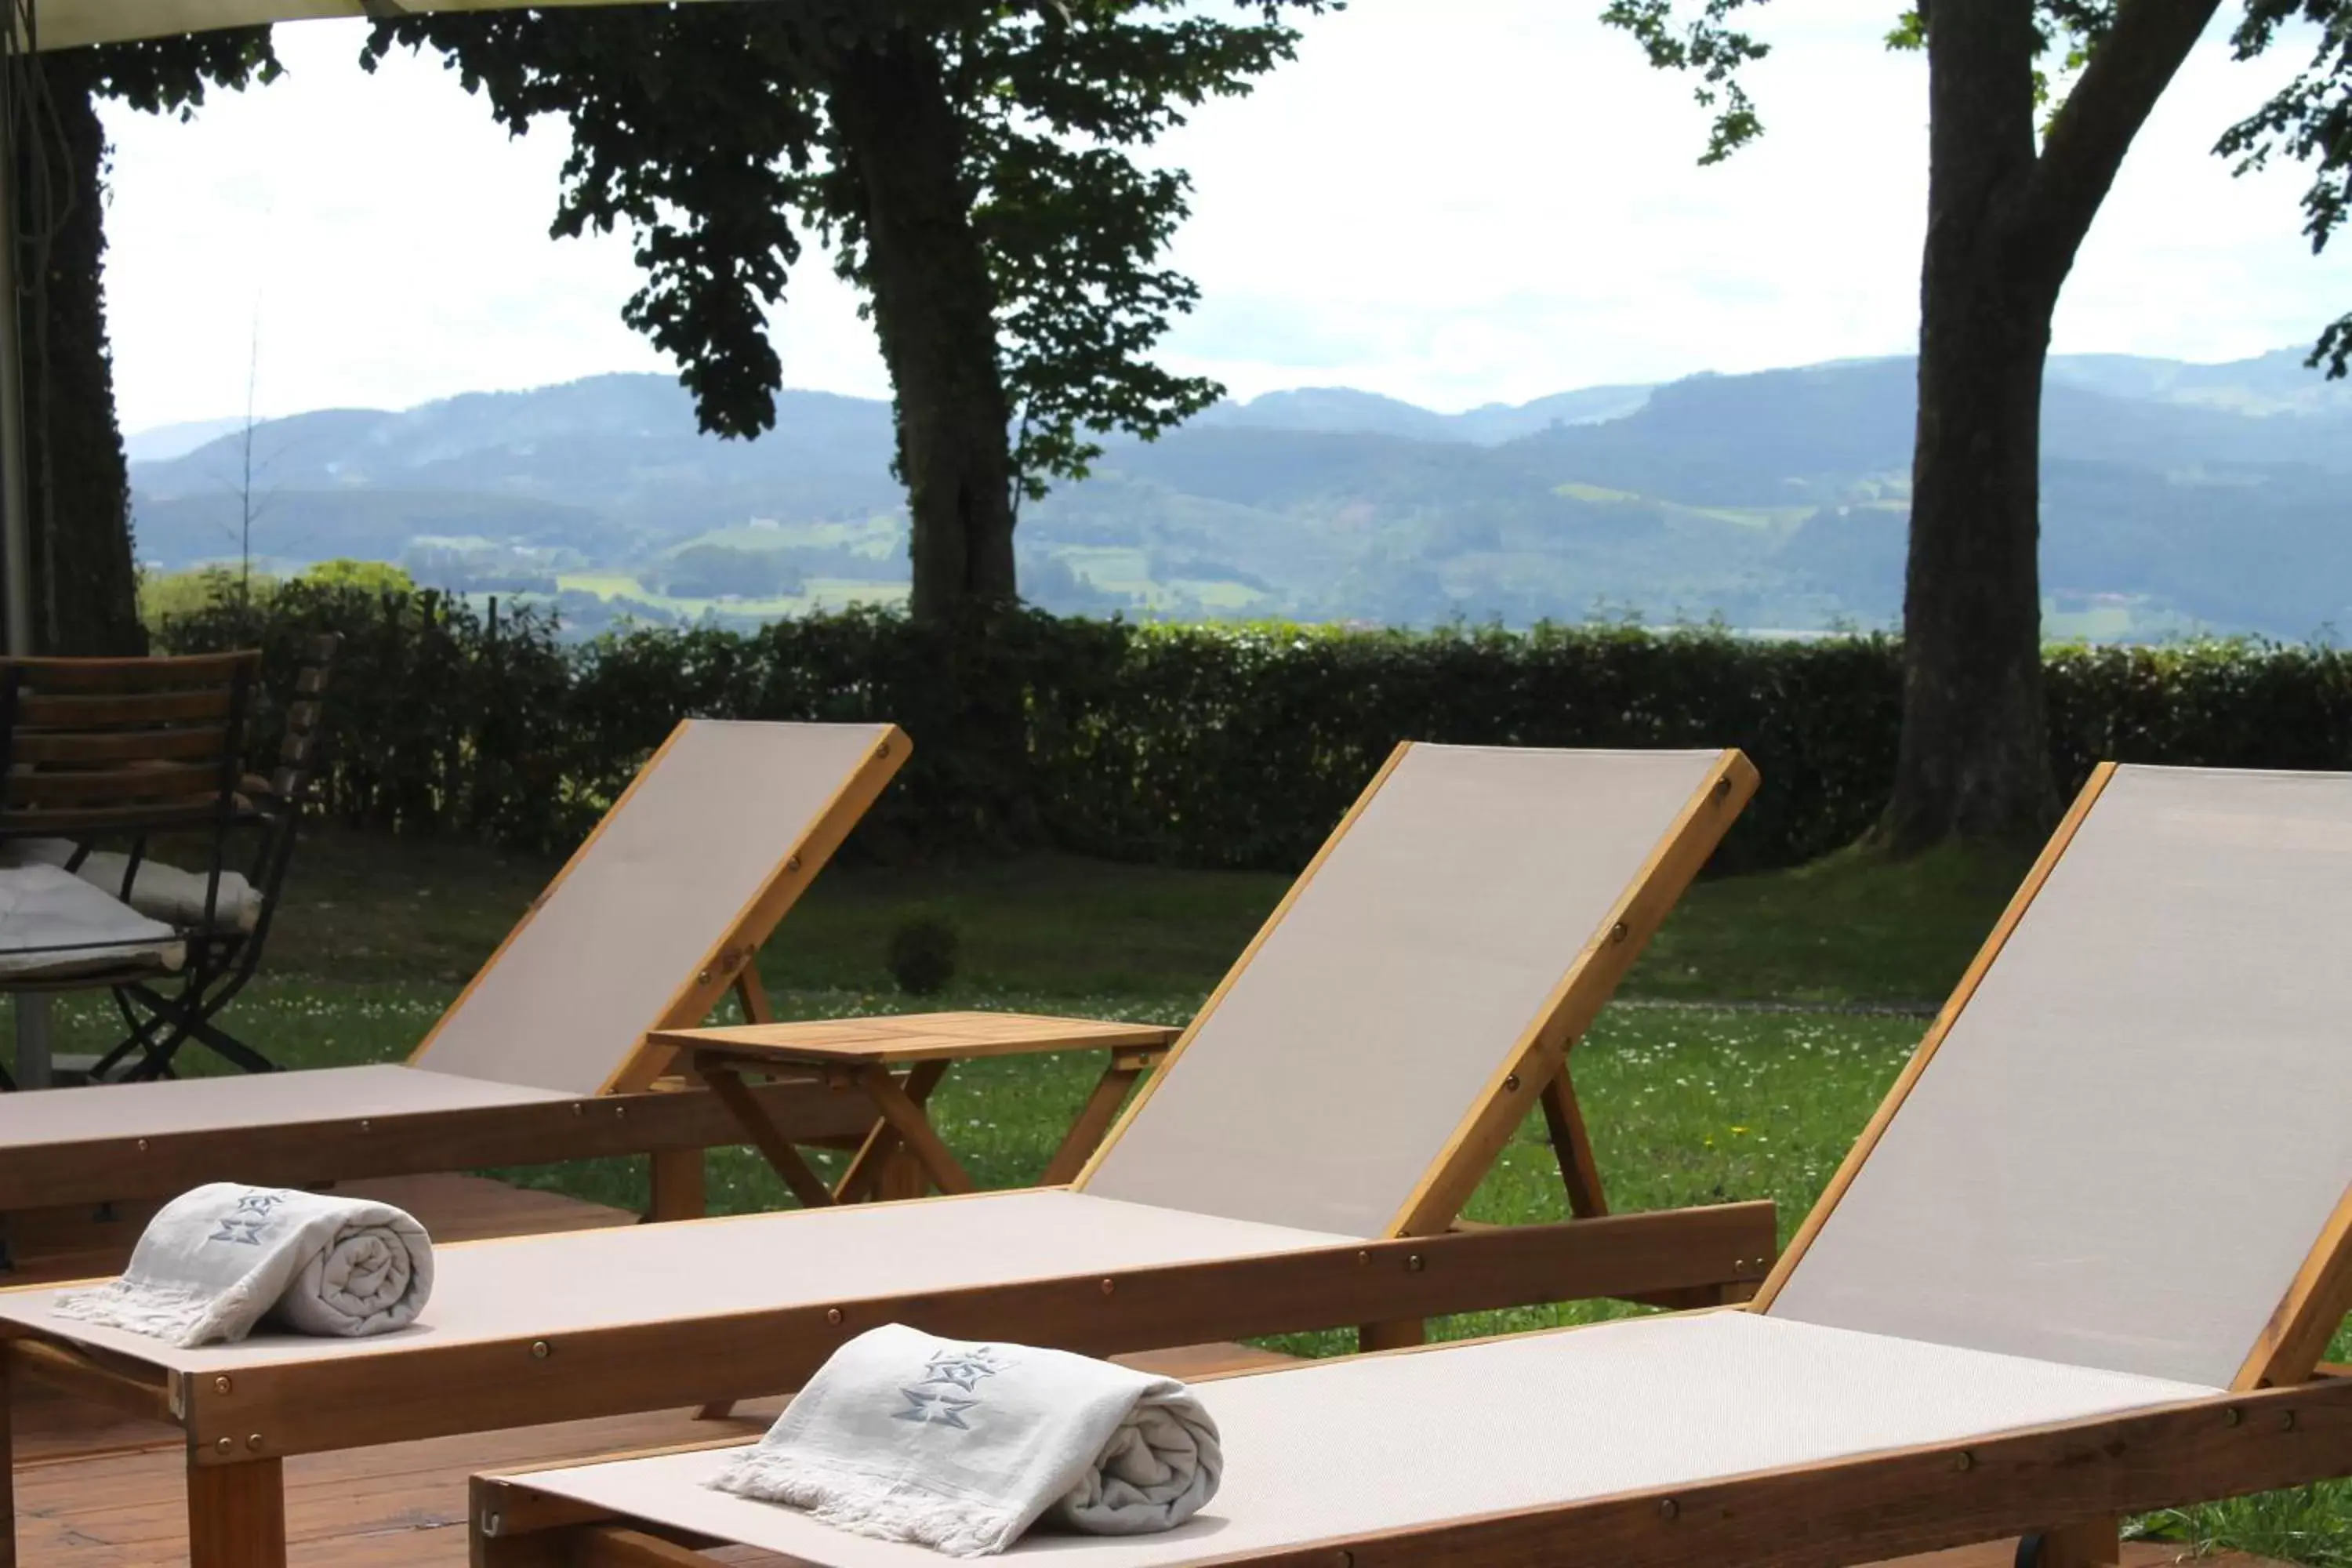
top-left (2, 1342), bottom-right (16, 1568)
top-left (859, 1067), bottom-right (977, 1196)
top-left (12, 996), bottom-right (50, 1091)
top-left (646, 1149), bottom-right (706, 1222)
top-left (1038, 1053), bottom-right (1153, 1186)
top-left (833, 1061), bottom-right (952, 1203)
top-left (189, 1457), bottom-right (286, 1568)
top-left (1357, 1319), bottom-right (1426, 1352)
top-left (695, 1062), bottom-right (834, 1210)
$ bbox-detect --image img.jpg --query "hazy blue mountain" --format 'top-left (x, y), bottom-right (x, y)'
top-left (2044, 348), bottom-right (2352, 416)
top-left (125, 416), bottom-right (249, 463)
top-left (125, 348), bottom-right (2352, 641)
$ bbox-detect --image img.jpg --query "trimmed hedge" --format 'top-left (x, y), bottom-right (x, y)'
top-left (155, 584), bottom-right (2352, 873)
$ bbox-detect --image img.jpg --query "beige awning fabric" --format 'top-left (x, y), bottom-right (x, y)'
top-left (18, 1), bottom-right (741, 52)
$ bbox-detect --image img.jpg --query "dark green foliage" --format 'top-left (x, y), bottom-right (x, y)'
top-left (362, 2), bottom-right (1311, 488)
top-left (884, 911), bottom-right (961, 994)
top-left (151, 590), bottom-right (2352, 875)
top-left (2217, 0), bottom-right (2352, 376)
top-left (10, 29), bottom-right (278, 654)
top-left (652, 544), bottom-right (807, 600)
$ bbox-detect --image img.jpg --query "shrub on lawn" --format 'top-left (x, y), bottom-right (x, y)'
top-left (885, 913), bottom-right (961, 996)
top-left (152, 590), bottom-right (2352, 873)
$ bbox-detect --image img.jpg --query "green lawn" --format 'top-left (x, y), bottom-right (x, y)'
top-left (14, 826), bottom-right (2347, 1564)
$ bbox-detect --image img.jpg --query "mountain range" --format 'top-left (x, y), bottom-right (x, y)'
top-left (126, 347), bottom-right (2352, 640)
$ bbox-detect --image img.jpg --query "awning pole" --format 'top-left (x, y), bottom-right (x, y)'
top-left (0, 37), bottom-right (33, 659)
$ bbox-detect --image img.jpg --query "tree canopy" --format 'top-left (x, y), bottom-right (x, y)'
top-left (1607, 0), bottom-right (2352, 378)
top-left (364, 1), bottom-right (1328, 500)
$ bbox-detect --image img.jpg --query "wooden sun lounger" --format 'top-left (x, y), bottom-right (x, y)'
top-left (0, 720), bottom-right (907, 1232)
top-left (471, 760), bottom-right (2352, 1568)
top-left (0, 742), bottom-right (1778, 1568)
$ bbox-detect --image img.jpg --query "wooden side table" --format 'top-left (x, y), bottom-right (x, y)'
top-left (652, 1011), bottom-right (1179, 1205)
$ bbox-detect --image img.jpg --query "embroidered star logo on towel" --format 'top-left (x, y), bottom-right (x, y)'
top-left (916, 1345), bottom-right (1007, 1393)
top-left (893, 1385), bottom-right (982, 1428)
top-left (890, 1344), bottom-right (1009, 1429)
top-left (206, 1190), bottom-right (292, 1247)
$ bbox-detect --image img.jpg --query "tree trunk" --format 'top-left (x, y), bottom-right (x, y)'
top-left (822, 29), bottom-right (1017, 628)
top-left (12, 55), bottom-right (146, 655)
top-left (1881, 0), bottom-right (2056, 851)
top-left (1878, 0), bottom-right (2216, 852)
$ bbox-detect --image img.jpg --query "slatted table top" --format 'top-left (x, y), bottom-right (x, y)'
top-left (655, 1011), bottom-right (1180, 1065)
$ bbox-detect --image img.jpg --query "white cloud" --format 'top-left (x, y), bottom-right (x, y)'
top-left (99, 0), bottom-right (2346, 433)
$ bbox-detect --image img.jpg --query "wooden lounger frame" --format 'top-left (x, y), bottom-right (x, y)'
top-left (1752, 761), bottom-right (2352, 1396)
top-left (0, 721), bottom-right (909, 1222)
top-left (709, 744), bottom-right (1759, 1246)
top-left (470, 1365), bottom-right (2352, 1568)
top-left (0, 744), bottom-right (1778, 1568)
top-left (468, 763), bottom-right (2352, 1568)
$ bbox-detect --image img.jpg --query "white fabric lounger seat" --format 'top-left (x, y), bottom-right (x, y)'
top-left (0, 1063), bottom-right (571, 1151)
top-left (474, 762), bottom-right (2352, 1568)
top-left (0, 1192), bottom-right (1352, 1372)
top-left (497, 1312), bottom-right (2218, 1567)
top-left (0, 720), bottom-right (904, 1216)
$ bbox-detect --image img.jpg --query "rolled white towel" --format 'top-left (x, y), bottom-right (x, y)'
top-left (709, 1323), bottom-right (1221, 1557)
top-left (51, 1182), bottom-right (433, 1348)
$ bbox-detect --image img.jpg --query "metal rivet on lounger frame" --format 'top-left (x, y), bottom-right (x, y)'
top-left (826, 1308), bottom-right (843, 1325)
top-left (1504, 1073), bottom-right (1520, 1091)
top-left (1610, 921), bottom-right (1630, 944)
top-left (1100, 1278), bottom-right (1116, 1295)
top-left (246, 1434), bottom-right (263, 1451)
top-left (1952, 1450), bottom-right (1975, 1472)
top-left (2280, 1410), bottom-right (2297, 1430)
top-left (787, 855), bottom-right (803, 873)
top-left (2224, 1407), bottom-right (2243, 1426)
top-left (213, 1438), bottom-right (232, 1455)
top-left (1714, 775), bottom-right (1732, 800)
top-left (213, 1376), bottom-right (232, 1395)
top-left (1657, 1498), bottom-right (1679, 1520)
top-left (532, 1341), bottom-right (552, 1359)
top-left (135, 1139), bottom-right (147, 1152)
top-left (1406, 1254), bottom-right (1425, 1273)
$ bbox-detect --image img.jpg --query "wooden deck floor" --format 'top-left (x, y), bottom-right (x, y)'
top-left (3, 1178), bottom-right (2297, 1567)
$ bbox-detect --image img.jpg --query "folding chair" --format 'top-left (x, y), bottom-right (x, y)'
top-left (471, 761), bottom-right (2352, 1568)
top-left (59, 635), bottom-right (344, 1082)
top-left (0, 743), bottom-right (1778, 1568)
top-left (0, 719), bottom-right (906, 1237)
top-left (0, 652), bottom-right (265, 1090)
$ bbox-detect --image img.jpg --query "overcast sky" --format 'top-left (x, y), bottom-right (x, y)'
top-left (99, 0), bottom-right (2345, 434)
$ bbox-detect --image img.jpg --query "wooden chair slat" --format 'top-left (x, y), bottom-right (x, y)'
top-left (5, 762), bottom-right (225, 806)
top-left (0, 652), bottom-right (258, 694)
top-left (0, 800), bottom-right (228, 835)
top-left (12, 729), bottom-right (227, 765)
top-left (17, 688), bottom-right (236, 727)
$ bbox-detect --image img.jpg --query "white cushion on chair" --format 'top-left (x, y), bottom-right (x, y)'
top-left (2, 839), bottom-right (261, 934)
top-left (0, 864), bottom-right (185, 980)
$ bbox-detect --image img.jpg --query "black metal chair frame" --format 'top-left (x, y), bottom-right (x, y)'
top-left (0, 640), bottom-right (336, 1087)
